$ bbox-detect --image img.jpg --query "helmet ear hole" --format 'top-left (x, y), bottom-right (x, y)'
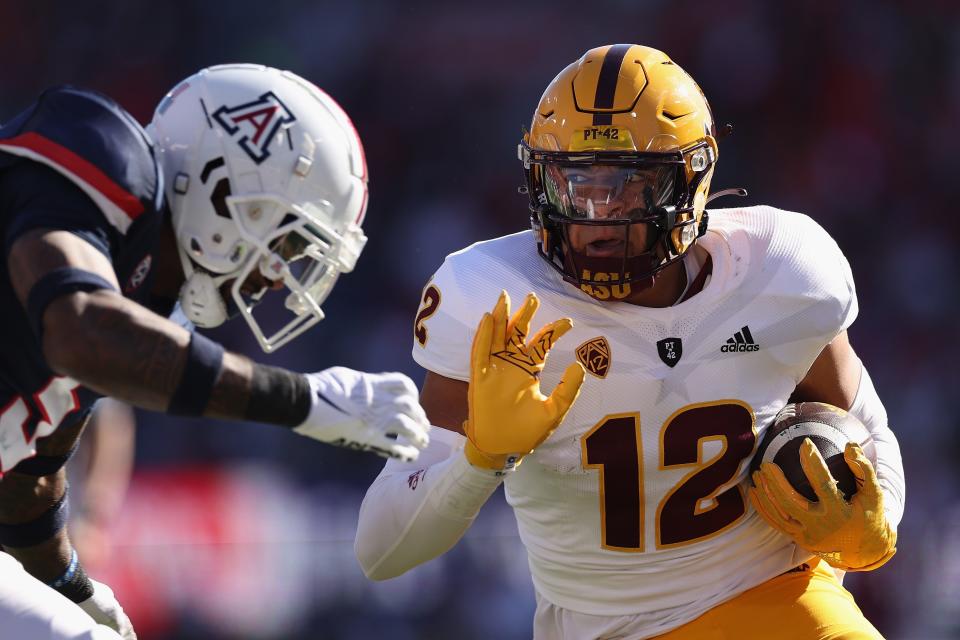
top-left (210, 178), bottom-right (232, 219)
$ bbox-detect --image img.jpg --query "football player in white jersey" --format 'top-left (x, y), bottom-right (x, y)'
top-left (354, 44), bottom-right (905, 639)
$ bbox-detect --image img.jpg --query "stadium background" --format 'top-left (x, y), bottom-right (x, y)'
top-left (2, 1), bottom-right (958, 638)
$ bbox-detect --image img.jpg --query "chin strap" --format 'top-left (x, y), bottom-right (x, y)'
top-left (699, 188), bottom-right (749, 238)
top-left (701, 122), bottom-right (745, 206)
top-left (706, 187), bottom-right (748, 204)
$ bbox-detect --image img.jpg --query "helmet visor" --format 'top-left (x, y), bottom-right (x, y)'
top-left (543, 164), bottom-right (678, 221)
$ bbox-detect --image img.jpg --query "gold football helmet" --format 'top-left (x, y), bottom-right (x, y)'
top-left (520, 44), bottom-right (739, 297)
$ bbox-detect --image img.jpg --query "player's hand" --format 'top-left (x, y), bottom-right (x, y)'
top-left (294, 367), bottom-right (430, 462)
top-left (464, 291), bottom-right (585, 474)
top-left (750, 439), bottom-right (896, 571)
top-left (77, 578), bottom-right (137, 640)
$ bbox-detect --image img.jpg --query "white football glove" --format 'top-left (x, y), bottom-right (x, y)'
top-left (293, 367), bottom-right (430, 461)
top-left (77, 578), bottom-right (137, 640)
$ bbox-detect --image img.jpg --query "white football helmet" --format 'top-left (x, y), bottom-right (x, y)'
top-left (149, 64), bottom-right (368, 352)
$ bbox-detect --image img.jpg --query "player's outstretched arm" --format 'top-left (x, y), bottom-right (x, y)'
top-left (3, 229), bottom-right (429, 633)
top-left (355, 423), bottom-right (501, 580)
top-left (7, 229), bottom-right (429, 461)
top-left (356, 291), bottom-right (584, 580)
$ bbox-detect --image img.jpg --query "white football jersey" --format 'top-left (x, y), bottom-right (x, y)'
top-left (412, 206), bottom-right (857, 633)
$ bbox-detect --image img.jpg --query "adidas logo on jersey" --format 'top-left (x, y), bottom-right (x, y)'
top-left (721, 326), bottom-right (759, 353)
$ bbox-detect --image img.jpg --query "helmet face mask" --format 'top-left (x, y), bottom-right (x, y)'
top-left (219, 191), bottom-right (366, 351)
top-left (519, 45), bottom-right (718, 301)
top-left (150, 64), bottom-right (368, 351)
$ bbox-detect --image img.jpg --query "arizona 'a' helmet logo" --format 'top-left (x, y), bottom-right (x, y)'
top-left (211, 91), bottom-right (296, 164)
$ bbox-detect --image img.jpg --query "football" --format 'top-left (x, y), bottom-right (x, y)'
top-left (751, 402), bottom-right (876, 502)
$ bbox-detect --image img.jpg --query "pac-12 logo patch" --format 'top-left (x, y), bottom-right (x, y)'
top-left (576, 336), bottom-right (611, 378)
top-left (211, 91), bottom-right (296, 164)
top-left (656, 337), bottom-right (682, 368)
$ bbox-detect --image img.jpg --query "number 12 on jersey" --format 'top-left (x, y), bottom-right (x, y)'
top-left (581, 401), bottom-right (756, 551)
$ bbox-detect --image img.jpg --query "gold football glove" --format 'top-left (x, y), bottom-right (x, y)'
top-left (464, 291), bottom-right (585, 474)
top-left (750, 438), bottom-right (896, 571)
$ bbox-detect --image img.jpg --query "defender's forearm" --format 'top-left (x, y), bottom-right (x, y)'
top-left (44, 291), bottom-right (308, 426)
top-left (45, 290), bottom-right (192, 411)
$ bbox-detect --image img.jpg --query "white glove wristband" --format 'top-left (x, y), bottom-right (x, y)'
top-left (296, 373), bottom-right (349, 433)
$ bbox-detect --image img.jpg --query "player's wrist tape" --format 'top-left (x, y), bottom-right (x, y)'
top-left (167, 331), bottom-right (225, 416)
top-left (26, 267), bottom-right (118, 339)
top-left (11, 435), bottom-right (83, 476)
top-left (0, 489), bottom-right (69, 547)
top-left (246, 365), bottom-right (312, 427)
top-left (463, 440), bottom-right (522, 476)
top-left (48, 547), bottom-right (79, 588)
top-left (47, 548), bottom-right (95, 603)
top-left (462, 422), bottom-right (523, 475)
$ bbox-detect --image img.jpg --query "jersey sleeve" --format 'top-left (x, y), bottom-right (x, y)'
top-left (0, 86), bottom-right (162, 241)
top-left (748, 207), bottom-right (859, 381)
top-left (836, 242), bottom-right (858, 333)
top-left (410, 232), bottom-right (572, 382)
top-left (794, 211), bottom-right (858, 336)
top-left (410, 257), bottom-right (480, 382)
top-left (1, 160), bottom-right (115, 258)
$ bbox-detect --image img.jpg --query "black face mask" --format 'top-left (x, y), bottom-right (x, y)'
top-left (531, 192), bottom-right (691, 300)
top-left (557, 214), bottom-right (660, 300)
top-left (520, 138), bottom-right (749, 297)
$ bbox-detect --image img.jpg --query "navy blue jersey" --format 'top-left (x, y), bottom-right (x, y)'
top-left (0, 87), bottom-right (170, 473)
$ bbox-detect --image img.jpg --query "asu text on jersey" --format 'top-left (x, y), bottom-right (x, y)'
top-left (412, 205), bottom-right (857, 635)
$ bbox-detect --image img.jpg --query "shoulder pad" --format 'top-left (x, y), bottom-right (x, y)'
top-left (412, 233), bottom-right (548, 380)
top-left (0, 86), bottom-right (162, 234)
top-left (736, 206), bottom-right (859, 334)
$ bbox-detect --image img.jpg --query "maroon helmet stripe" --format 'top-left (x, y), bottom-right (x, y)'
top-left (592, 44), bottom-right (631, 126)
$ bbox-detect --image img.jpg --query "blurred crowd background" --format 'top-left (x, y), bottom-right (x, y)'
top-left (2, 1), bottom-right (959, 638)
